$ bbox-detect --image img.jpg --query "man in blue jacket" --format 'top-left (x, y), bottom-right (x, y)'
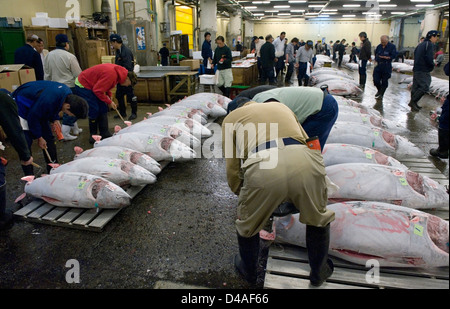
top-left (202, 32), bottom-right (213, 74)
top-left (429, 62), bottom-right (448, 159)
top-left (14, 34), bottom-right (44, 81)
top-left (409, 30), bottom-right (440, 111)
top-left (12, 81), bottom-right (88, 174)
top-left (373, 35), bottom-right (397, 99)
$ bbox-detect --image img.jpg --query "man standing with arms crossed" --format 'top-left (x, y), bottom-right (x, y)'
top-left (358, 32), bottom-right (372, 89)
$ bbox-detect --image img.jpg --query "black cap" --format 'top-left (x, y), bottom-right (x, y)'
top-left (65, 94), bottom-right (88, 119)
top-left (426, 30), bottom-right (440, 38)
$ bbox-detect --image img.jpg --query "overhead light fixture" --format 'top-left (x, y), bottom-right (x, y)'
top-left (308, 5), bottom-right (325, 8)
top-left (266, 10), bottom-right (279, 13)
top-left (343, 4), bottom-right (361, 7)
top-left (244, 6), bottom-right (258, 10)
top-left (415, 4), bottom-right (434, 7)
top-left (291, 9), bottom-right (305, 12)
top-left (253, 13), bottom-right (264, 16)
top-left (278, 13), bottom-right (291, 16)
top-left (410, 0), bottom-right (432, 2)
top-left (343, 14), bottom-right (356, 17)
top-left (318, 15), bottom-right (330, 17)
top-left (305, 12), bottom-right (320, 15)
top-left (274, 5), bottom-right (290, 9)
top-left (323, 9), bottom-right (338, 12)
top-left (379, 4), bottom-right (397, 7)
top-left (324, 12), bottom-right (338, 15)
top-left (391, 12), bottom-right (406, 14)
top-left (377, 0), bottom-right (391, 2)
top-left (288, 1), bottom-right (307, 3)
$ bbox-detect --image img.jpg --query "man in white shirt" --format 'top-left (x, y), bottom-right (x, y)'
top-left (273, 32), bottom-right (286, 81)
top-left (255, 36), bottom-right (264, 82)
top-left (44, 34), bottom-right (83, 140)
top-left (295, 40), bottom-right (314, 86)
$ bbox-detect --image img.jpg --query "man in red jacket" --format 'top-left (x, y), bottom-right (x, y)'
top-left (73, 63), bottom-right (137, 143)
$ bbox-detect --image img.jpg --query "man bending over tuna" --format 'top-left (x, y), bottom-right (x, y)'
top-left (11, 80), bottom-right (88, 175)
top-left (72, 63), bottom-right (137, 143)
top-left (222, 101), bottom-right (335, 286)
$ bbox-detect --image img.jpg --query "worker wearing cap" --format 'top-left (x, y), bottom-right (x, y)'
top-left (0, 90), bottom-right (34, 230)
top-left (409, 30), bottom-right (440, 111)
top-left (295, 40), bottom-right (314, 86)
top-left (11, 81), bottom-right (88, 174)
top-left (44, 34), bottom-right (83, 141)
top-left (373, 35), bottom-right (397, 100)
top-left (73, 63), bottom-right (137, 143)
top-left (222, 101), bottom-right (335, 286)
top-left (14, 34), bottom-right (44, 81)
top-left (110, 34), bottom-right (138, 121)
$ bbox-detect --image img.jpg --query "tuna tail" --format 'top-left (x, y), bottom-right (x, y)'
top-left (124, 121), bottom-right (132, 127)
top-left (48, 163), bottom-right (60, 169)
top-left (114, 125), bottom-right (122, 133)
top-left (14, 192), bottom-right (27, 204)
top-left (158, 106), bottom-right (164, 111)
top-left (74, 146), bottom-right (84, 155)
top-left (259, 229), bottom-right (276, 241)
top-left (146, 112), bottom-right (153, 116)
top-left (21, 176), bottom-right (35, 183)
top-left (92, 135), bottom-right (102, 142)
top-left (165, 104), bottom-right (171, 108)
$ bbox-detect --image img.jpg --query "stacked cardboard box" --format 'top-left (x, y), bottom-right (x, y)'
top-left (0, 64), bottom-right (36, 92)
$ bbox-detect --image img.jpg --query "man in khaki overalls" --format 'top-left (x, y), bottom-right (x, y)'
top-left (222, 101), bottom-right (335, 286)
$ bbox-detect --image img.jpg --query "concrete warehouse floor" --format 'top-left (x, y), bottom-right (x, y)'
top-left (0, 63), bottom-right (448, 289)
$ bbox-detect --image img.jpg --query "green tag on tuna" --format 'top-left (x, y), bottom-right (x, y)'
top-left (414, 224), bottom-right (424, 236)
top-left (77, 181), bottom-right (86, 189)
top-left (365, 153), bottom-right (373, 159)
top-left (148, 139), bottom-right (154, 144)
top-left (399, 177), bottom-right (408, 186)
top-left (119, 151), bottom-right (125, 158)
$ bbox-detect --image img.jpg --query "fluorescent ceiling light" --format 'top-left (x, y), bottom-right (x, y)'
top-left (244, 6), bottom-right (258, 9)
top-left (305, 12), bottom-right (320, 15)
top-left (343, 14), bottom-right (356, 17)
top-left (343, 4), bottom-right (361, 7)
top-left (391, 12), bottom-right (406, 14)
top-left (253, 13), bottom-right (264, 16)
top-left (274, 5), bottom-right (290, 9)
top-left (377, 0), bottom-right (390, 2)
top-left (410, 0), bottom-right (432, 2)
top-left (308, 5), bottom-right (325, 8)
top-left (252, 1), bottom-right (270, 3)
top-left (288, 1), bottom-right (307, 3)
top-left (318, 15), bottom-right (330, 17)
top-left (415, 4), bottom-right (434, 7)
top-left (379, 4), bottom-right (397, 7)
top-left (278, 13), bottom-right (291, 16)
top-left (324, 12), bottom-right (338, 15)
top-left (266, 10), bottom-right (279, 12)
top-left (323, 9), bottom-right (338, 12)
top-left (291, 9), bottom-right (305, 12)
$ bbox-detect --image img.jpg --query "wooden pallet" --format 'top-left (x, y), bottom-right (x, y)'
top-left (264, 244), bottom-right (449, 289)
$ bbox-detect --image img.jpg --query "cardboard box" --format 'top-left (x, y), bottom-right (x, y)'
top-left (180, 59), bottom-right (200, 71)
top-left (0, 64), bottom-right (36, 91)
top-left (199, 74), bottom-right (215, 85)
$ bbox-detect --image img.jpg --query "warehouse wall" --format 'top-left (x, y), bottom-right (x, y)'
top-left (402, 16), bottom-right (422, 48)
top-left (253, 19), bottom-right (391, 44)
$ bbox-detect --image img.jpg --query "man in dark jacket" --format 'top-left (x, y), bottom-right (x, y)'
top-left (211, 36), bottom-right (233, 97)
top-left (0, 91), bottom-right (34, 230)
top-left (14, 34), bottom-right (44, 81)
top-left (332, 40), bottom-right (340, 61)
top-left (259, 34), bottom-right (277, 85)
top-left (159, 43), bottom-right (170, 66)
top-left (202, 32), bottom-right (213, 74)
top-left (337, 39), bottom-right (346, 67)
top-left (429, 62), bottom-right (449, 159)
top-left (358, 32), bottom-right (372, 88)
top-left (373, 35), bottom-right (397, 99)
top-left (110, 34), bottom-right (138, 120)
top-left (409, 30), bottom-right (440, 111)
top-left (12, 81), bottom-right (88, 174)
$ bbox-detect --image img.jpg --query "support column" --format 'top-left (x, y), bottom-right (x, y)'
top-left (228, 9), bottom-right (242, 49)
top-left (421, 9), bottom-right (440, 37)
top-left (200, 0), bottom-right (217, 49)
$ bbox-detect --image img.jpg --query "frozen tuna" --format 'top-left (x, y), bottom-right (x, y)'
top-left (336, 111), bottom-right (407, 134)
top-left (327, 122), bottom-right (425, 159)
top-left (93, 133), bottom-right (196, 162)
top-left (74, 146), bottom-right (161, 175)
top-left (49, 157), bottom-right (157, 187)
top-left (315, 81), bottom-right (363, 97)
top-left (181, 92), bottom-right (232, 110)
top-left (322, 143), bottom-right (408, 169)
top-left (326, 163), bottom-right (449, 209)
top-left (17, 172), bottom-right (131, 209)
top-left (268, 201), bottom-right (449, 268)
top-left (142, 115), bottom-right (212, 138)
top-left (173, 99), bottom-right (227, 118)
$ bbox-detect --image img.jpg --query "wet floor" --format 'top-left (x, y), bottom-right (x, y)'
top-left (0, 63), bottom-right (448, 289)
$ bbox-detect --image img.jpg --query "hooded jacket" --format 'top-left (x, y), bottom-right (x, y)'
top-left (77, 63), bottom-right (128, 105)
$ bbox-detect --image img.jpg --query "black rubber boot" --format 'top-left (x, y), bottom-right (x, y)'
top-left (374, 85), bottom-right (381, 98)
top-left (128, 96), bottom-right (138, 120)
top-left (408, 100), bottom-right (422, 111)
top-left (0, 181), bottom-right (14, 231)
top-left (377, 87), bottom-right (387, 99)
top-left (306, 224), bottom-right (334, 287)
top-left (21, 164), bottom-right (34, 176)
top-left (234, 232), bottom-right (260, 284)
top-left (430, 128), bottom-right (449, 159)
top-left (218, 86), bottom-right (226, 95)
top-left (97, 113), bottom-right (112, 139)
top-left (88, 118), bottom-right (98, 144)
top-left (223, 87), bottom-right (230, 98)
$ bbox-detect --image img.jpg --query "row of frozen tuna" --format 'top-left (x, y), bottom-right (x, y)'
top-left (266, 96), bottom-right (449, 268)
top-left (309, 67), bottom-right (363, 97)
top-left (17, 93), bottom-right (231, 209)
top-left (400, 75), bottom-right (449, 102)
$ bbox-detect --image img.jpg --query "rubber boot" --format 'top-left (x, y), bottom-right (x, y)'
top-left (128, 96), bottom-right (138, 121)
top-left (430, 128), bottom-right (449, 159)
top-left (304, 77), bottom-right (310, 87)
top-left (234, 232), bottom-right (260, 284)
top-left (359, 75), bottom-right (366, 88)
top-left (408, 100), bottom-right (422, 112)
top-left (378, 87), bottom-right (387, 99)
top-left (306, 224), bottom-right (334, 287)
top-left (97, 113), bottom-right (112, 139)
top-left (0, 181), bottom-right (14, 231)
top-left (61, 124), bottom-right (77, 141)
top-left (71, 121), bottom-right (83, 135)
top-left (223, 87), bottom-right (230, 98)
top-left (218, 86), bottom-right (226, 96)
top-left (88, 118), bottom-right (98, 144)
top-left (21, 164), bottom-right (34, 176)
top-left (374, 85), bottom-right (381, 98)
